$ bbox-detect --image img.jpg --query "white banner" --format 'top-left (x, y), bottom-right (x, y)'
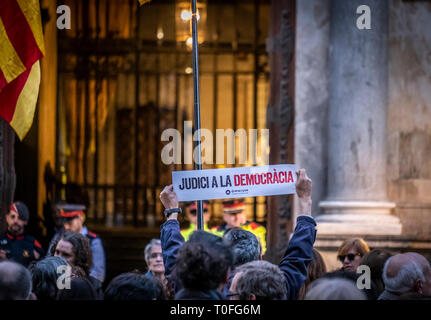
top-left (172, 164), bottom-right (298, 201)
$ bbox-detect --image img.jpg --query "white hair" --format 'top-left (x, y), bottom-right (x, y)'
top-left (304, 278), bottom-right (366, 300)
top-left (382, 257), bottom-right (425, 294)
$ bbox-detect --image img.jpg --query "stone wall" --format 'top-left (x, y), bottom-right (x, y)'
top-left (294, 0), bottom-right (431, 240)
top-left (387, 0), bottom-right (431, 239)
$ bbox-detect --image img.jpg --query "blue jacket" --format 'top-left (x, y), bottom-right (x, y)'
top-left (160, 215), bottom-right (316, 300)
top-left (161, 219), bottom-right (185, 277)
top-left (81, 226), bottom-right (106, 283)
top-left (280, 215), bottom-right (316, 300)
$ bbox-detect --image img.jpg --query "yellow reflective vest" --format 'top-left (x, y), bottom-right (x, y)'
top-left (180, 223), bottom-right (224, 241)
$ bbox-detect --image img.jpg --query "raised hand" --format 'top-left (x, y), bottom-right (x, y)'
top-left (295, 169), bottom-right (312, 215)
top-left (296, 169), bottom-right (312, 199)
top-left (160, 184), bottom-right (179, 210)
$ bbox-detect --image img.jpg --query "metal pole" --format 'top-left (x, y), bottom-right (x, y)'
top-left (191, 0), bottom-right (204, 230)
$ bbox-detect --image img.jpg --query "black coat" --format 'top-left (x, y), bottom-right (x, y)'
top-left (175, 288), bottom-right (224, 300)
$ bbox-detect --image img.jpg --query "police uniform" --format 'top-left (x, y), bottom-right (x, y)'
top-left (80, 226), bottom-right (105, 283)
top-left (0, 202), bottom-right (44, 267)
top-left (0, 233), bottom-right (44, 267)
top-left (181, 223), bottom-right (224, 240)
top-left (51, 203), bottom-right (106, 283)
top-left (210, 199), bottom-right (267, 254)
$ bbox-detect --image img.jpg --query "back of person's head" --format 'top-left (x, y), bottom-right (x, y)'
top-left (0, 261), bottom-right (32, 300)
top-left (305, 277), bottom-right (366, 300)
top-left (234, 260), bottom-right (286, 300)
top-left (360, 249), bottom-right (393, 296)
top-left (29, 256), bottom-right (69, 300)
top-left (321, 270), bottom-right (379, 300)
top-left (104, 272), bottom-right (166, 300)
top-left (223, 228), bottom-right (261, 268)
top-left (188, 230), bottom-right (221, 244)
top-left (337, 237), bottom-right (370, 256)
top-left (382, 253), bottom-right (430, 295)
top-left (176, 233), bottom-right (233, 291)
top-left (322, 269), bottom-right (358, 282)
top-left (298, 249), bottom-right (327, 299)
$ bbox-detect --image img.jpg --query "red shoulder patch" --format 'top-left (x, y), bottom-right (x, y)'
top-left (88, 231), bottom-right (98, 238)
top-left (34, 240), bottom-right (42, 248)
top-left (250, 222), bottom-right (259, 230)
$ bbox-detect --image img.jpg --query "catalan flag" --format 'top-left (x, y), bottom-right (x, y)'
top-left (0, 0), bottom-right (44, 140)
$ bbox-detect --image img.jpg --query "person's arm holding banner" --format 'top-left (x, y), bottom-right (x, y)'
top-left (279, 169), bottom-right (317, 300)
top-left (159, 185), bottom-right (184, 277)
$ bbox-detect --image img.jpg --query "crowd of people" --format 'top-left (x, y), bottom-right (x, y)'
top-left (0, 169), bottom-right (431, 300)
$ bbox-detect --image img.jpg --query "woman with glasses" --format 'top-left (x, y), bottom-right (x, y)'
top-left (337, 238), bottom-right (370, 272)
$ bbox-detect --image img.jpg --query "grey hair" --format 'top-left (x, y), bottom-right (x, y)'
top-left (304, 278), bottom-right (366, 300)
top-left (234, 260), bottom-right (286, 300)
top-left (223, 228), bottom-right (261, 268)
top-left (382, 257), bottom-right (425, 294)
top-left (144, 239), bottom-right (162, 266)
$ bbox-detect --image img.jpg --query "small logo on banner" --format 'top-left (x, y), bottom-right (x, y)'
top-left (231, 189), bottom-right (248, 196)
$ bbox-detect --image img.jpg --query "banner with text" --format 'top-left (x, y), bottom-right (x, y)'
top-left (172, 164), bottom-right (298, 201)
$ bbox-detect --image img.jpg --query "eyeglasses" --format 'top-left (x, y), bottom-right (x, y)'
top-left (338, 253), bottom-right (361, 263)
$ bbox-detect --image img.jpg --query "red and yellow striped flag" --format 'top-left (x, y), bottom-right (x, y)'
top-left (0, 0), bottom-right (44, 140)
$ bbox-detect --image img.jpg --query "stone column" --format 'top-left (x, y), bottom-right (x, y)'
top-left (294, 0), bottom-right (330, 218)
top-left (317, 0), bottom-right (402, 235)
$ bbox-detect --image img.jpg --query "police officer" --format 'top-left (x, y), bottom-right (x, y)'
top-left (48, 203), bottom-right (106, 283)
top-left (211, 198), bottom-right (267, 254)
top-left (180, 201), bottom-right (223, 241)
top-left (0, 202), bottom-right (44, 267)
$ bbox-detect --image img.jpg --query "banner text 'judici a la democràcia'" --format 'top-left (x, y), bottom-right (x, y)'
top-left (172, 164), bottom-right (298, 201)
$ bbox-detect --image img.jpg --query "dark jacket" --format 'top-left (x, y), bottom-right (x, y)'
top-left (398, 292), bottom-right (431, 300)
top-left (379, 289), bottom-right (431, 300)
top-left (0, 232), bottom-right (45, 267)
top-left (161, 220), bottom-right (184, 277)
top-left (56, 277), bottom-right (99, 300)
top-left (175, 288), bottom-right (224, 300)
top-left (279, 215), bottom-right (317, 300)
top-left (87, 275), bottom-right (104, 300)
top-left (378, 289), bottom-right (402, 300)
